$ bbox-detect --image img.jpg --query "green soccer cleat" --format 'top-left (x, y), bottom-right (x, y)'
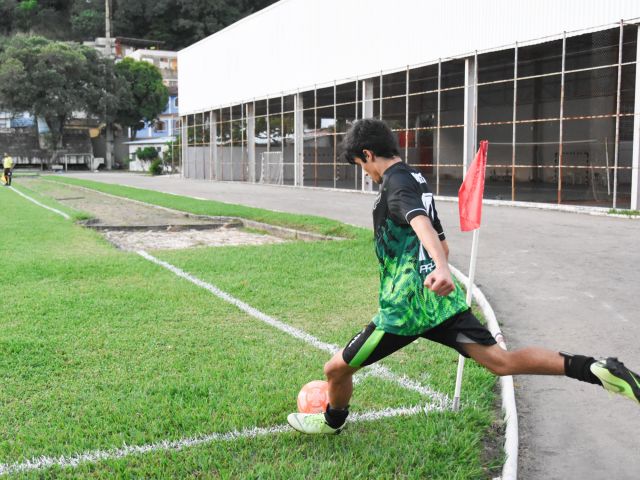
top-left (287, 412), bottom-right (344, 435)
top-left (591, 357), bottom-right (640, 405)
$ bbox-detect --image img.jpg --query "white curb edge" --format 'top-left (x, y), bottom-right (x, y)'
top-left (449, 264), bottom-right (518, 480)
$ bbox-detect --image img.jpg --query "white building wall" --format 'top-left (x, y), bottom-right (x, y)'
top-left (178, 0), bottom-right (640, 114)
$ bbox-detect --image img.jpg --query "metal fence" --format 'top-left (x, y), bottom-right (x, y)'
top-left (176, 20), bottom-right (640, 209)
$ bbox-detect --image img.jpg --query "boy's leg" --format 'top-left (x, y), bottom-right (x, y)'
top-left (323, 350), bottom-right (359, 410)
top-left (423, 309), bottom-right (637, 403)
top-left (288, 323), bottom-right (417, 434)
top-left (463, 343), bottom-right (640, 404)
top-left (461, 343), bottom-right (564, 376)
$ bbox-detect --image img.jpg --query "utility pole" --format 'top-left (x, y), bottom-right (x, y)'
top-left (104, 0), bottom-right (114, 170)
top-left (105, 0), bottom-right (111, 45)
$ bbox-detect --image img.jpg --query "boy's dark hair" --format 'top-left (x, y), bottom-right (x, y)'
top-left (340, 118), bottom-right (400, 164)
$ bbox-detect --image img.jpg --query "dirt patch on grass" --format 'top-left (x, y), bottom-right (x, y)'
top-left (101, 227), bottom-right (286, 251)
top-left (19, 178), bottom-right (297, 250)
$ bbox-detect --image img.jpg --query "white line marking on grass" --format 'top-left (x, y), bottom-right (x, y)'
top-left (0, 405), bottom-right (424, 476)
top-left (9, 186), bottom-right (71, 220)
top-left (136, 250), bottom-right (452, 409)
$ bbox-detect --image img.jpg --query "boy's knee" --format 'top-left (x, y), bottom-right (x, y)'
top-left (473, 348), bottom-right (512, 376)
top-left (324, 354), bottom-right (352, 380)
top-left (323, 359), bottom-right (340, 379)
top-left (485, 359), bottom-right (511, 376)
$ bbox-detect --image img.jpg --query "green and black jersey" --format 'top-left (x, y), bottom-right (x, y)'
top-left (372, 162), bottom-right (468, 336)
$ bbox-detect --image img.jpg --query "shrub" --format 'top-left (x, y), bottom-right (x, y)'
top-left (149, 158), bottom-right (163, 175)
top-left (136, 146), bottom-right (159, 161)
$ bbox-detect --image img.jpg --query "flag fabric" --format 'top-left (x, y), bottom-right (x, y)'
top-left (458, 141), bottom-right (488, 232)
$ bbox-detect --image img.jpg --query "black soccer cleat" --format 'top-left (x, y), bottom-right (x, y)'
top-left (590, 357), bottom-right (640, 405)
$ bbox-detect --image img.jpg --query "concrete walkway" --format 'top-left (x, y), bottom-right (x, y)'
top-left (63, 172), bottom-right (639, 479)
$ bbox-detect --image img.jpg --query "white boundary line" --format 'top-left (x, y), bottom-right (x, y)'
top-left (136, 250), bottom-right (451, 410)
top-left (0, 405), bottom-right (423, 476)
top-left (8, 186), bottom-right (71, 220)
top-left (449, 265), bottom-right (518, 480)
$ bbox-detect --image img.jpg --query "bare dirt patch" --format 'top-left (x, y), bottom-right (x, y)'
top-left (102, 228), bottom-right (285, 251)
top-left (22, 177), bottom-right (214, 228)
top-left (20, 177), bottom-right (290, 250)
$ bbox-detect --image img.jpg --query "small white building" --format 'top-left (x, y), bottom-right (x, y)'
top-left (123, 136), bottom-right (176, 172)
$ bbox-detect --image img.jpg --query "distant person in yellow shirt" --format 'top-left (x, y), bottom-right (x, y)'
top-left (2, 153), bottom-right (13, 186)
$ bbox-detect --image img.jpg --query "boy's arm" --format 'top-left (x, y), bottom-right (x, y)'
top-left (441, 239), bottom-right (450, 260)
top-left (409, 215), bottom-right (455, 296)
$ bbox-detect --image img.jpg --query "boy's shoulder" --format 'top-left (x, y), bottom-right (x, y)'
top-left (385, 163), bottom-right (430, 190)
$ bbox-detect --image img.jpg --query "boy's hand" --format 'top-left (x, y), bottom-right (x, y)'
top-left (424, 267), bottom-right (455, 296)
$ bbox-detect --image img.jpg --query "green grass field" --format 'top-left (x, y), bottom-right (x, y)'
top-left (0, 178), bottom-right (501, 479)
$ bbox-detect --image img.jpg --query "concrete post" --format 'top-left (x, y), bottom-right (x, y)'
top-left (104, 0), bottom-right (113, 170)
top-left (181, 116), bottom-right (187, 179)
top-left (361, 79), bottom-right (375, 192)
top-left (211, 111), bottom-right (219, 181)
top-left (208, 111), bottom-right (214, 180)
top-left (463, 55), bottom-right (477, 176)
top-left (246, 103), bottom-right (256, 183)
top-left (201, 113), bottom-right (206, 180)
top-left (362, 79), bottom-right (374, 119)
top-left (294, 93), bottom-right (304, 186)
top-left (631, 26), bottom-right (640, 210)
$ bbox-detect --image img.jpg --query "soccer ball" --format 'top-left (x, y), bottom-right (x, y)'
top-left (297, 380), bottom-right (329, 414)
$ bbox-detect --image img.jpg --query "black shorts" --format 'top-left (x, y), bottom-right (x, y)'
top-left (342, 309), bottom-right (497, 368)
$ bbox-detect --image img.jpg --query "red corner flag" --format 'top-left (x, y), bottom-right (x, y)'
top-left (458, 141), bottom-right (488, 232)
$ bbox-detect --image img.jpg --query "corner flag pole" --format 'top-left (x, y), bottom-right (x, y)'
top-left (452, 228), bottom-right (479, 411)
top-left (453, 141), bottom-right (488, 411)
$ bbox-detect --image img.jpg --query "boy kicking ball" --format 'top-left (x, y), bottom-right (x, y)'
top-left (287, 118), bottom-right (639, 435)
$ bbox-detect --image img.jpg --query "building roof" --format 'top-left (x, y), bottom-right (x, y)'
top-left (123, 136), bottom-right (176, 146)
top-left (178, 0), bottom-right (640, 114)
top-left (116, 37), bottom-right (165, 49)
top-left (127, 49), bottom-right (177, 59)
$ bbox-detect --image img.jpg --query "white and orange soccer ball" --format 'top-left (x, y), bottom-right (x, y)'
top-left (297, 380), bottom-right (329, 414)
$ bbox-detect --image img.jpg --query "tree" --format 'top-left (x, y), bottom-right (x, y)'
top-left (0, 36), bottom-right (170, 166)
top-left (70, 0), bottom-right (104, 41)
top-left (0, 35), bottom-right (110, 160)
top-left (114, 57), bottom-right (168, 139)
top-left (12, 0), bottom-right (72, 40)
top-left (0, 2), bottom-right (16, 37)
top-left (82, 46), bottom-right (127, 169)
top-left (0, 1), bottom-right (280, 48)
top-left (110, 0), bottom-right (278, 50)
